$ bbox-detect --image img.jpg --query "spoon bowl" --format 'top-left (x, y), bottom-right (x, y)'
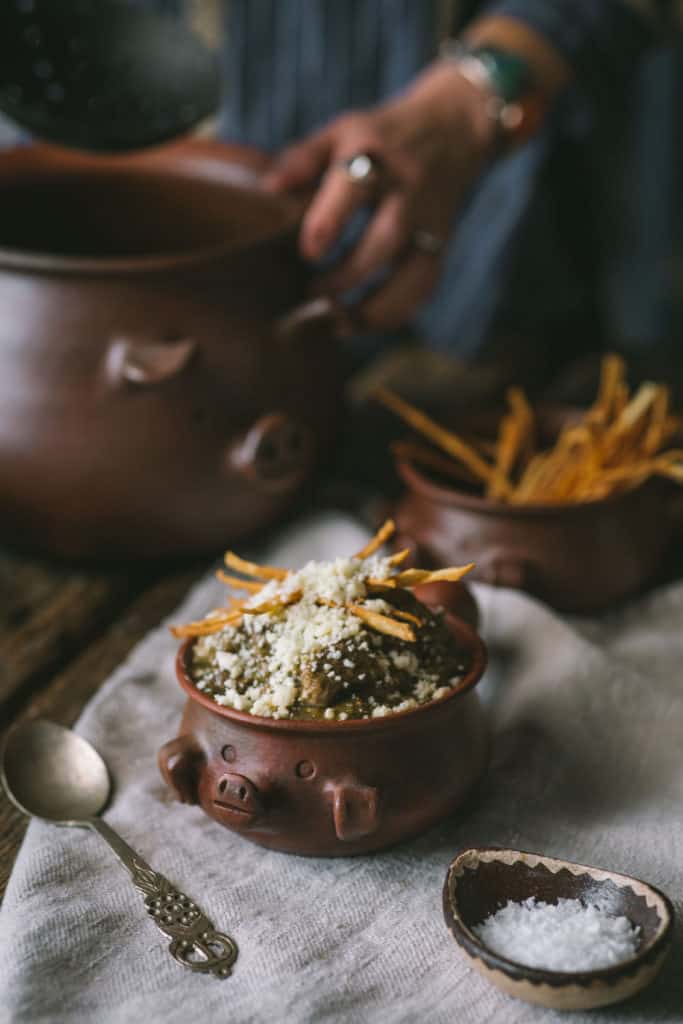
top-left (443, 847), bottom-right (674, 1011)
top-left (1, 718), bottom-right (238, 978)
top-left (2, 718), bottom-right (109, 823)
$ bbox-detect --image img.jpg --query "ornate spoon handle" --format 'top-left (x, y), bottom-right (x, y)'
top-left (89, 818), bottom-right (238, 978)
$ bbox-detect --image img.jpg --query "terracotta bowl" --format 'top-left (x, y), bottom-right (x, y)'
top-left (159, 614), bottom-right (489, 857)
top-left (393, 406), bottom-right (683, 612)
top-left (443, 847), bottom-right (674, 1011)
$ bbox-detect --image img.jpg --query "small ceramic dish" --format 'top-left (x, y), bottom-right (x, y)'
top-left (443, 847), bottom-right (674, 1011)
top-left (393, 406), bottom-right (683, 613)
top-left (159, 613), bottom-right (489, 857)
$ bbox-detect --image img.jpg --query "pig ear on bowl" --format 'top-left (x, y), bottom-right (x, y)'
top-left (325, 779), bottom-right (380, 843)
top-left (105, 335), bottom-right (197, 386)
top-left (275, 296), bottom-right (347, 346)
top-left (158, 735), bottom-right (204, 804)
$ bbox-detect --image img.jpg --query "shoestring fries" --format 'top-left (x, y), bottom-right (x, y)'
top-left (171, 519), bottom-right (474, 640)
top-left (374, 386), bottom-right (507, 494)
top-left (375, 356), bottom-right (683, 506)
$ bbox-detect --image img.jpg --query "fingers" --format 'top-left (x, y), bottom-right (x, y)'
top-left (355, 250), bottom-right (442, 331)
top-left (266, 110), bottom-right (426, 263)
top-left (297, 111), bottom-right (415, 262)
top-left (267, 128), bottom-right (382, 261)
top-left (263, 108), bottom-right (448, 317)
top-left (318, 193), bottom-right (410, 295)
top-left (262, 132), bottom-right (332, 192)
top-left (299, 156), bottom-right (377, 262)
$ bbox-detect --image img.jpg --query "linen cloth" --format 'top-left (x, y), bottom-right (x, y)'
top-left (1, 511), bottom-right (682, 1024)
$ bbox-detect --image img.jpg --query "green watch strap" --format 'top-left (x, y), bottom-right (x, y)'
top-left (466, 46), bottom-right (535, 103)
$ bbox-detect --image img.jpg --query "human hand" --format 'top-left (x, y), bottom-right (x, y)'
top-left (263, 62), bottom-right (497, 331)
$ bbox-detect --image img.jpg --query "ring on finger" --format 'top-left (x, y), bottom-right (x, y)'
top-left (412, 228), bottom-right (446, 256)
top-left (338, 152), bottom-right (384, 188)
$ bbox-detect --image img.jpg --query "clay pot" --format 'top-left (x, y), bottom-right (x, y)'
top-left (159, 614), bottom-right (489, 856)
top-left (0, 141), bottom-right (343, 559)
top-left (394, 458), bottom-right (682, 613)
top-left (391, 402), bottom-right (683, 613)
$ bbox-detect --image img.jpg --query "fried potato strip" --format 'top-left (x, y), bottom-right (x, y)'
top-left (347, 604), bottom-right (416, 642)
top-left (375, 386), bottom-right (501, 489)
top-left (390, 564), bottom-right (475, 587)
top-left (223, 551), bottom-right (288, 580)
top-left (380, 354), bottom-right (682, 507)
top-left (241, 590), bottom-right (303, 615)
top-left (170, 609), bottom-right (243, 638)
top-left (215, 571), bottom-right (263, 593)
top-left (354, 519), bottom-right (396, 559)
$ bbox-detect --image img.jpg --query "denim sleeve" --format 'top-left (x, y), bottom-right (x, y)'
top-left (482, 1), bottom-right (657, 93)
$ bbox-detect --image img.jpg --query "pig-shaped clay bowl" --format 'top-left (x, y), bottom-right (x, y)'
top-left (159, 613), bottom-right (489, 856)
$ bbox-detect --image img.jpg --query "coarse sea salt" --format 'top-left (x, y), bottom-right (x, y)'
top-left (473, 897), bottom-right (641, 972)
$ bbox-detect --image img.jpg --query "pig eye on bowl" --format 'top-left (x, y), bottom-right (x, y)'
top-left (295, 760), bottom-right (316, 780)
top-left (221, 744), bottom-right (236, 763)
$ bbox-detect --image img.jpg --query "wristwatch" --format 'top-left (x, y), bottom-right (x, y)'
top-left (440, 41), bottom-right (547, 151)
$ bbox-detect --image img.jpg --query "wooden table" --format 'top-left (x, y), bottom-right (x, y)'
top-left (3, 348), bottom-right (659, 899)
top-left (0, 548), bottom-right (210, 898)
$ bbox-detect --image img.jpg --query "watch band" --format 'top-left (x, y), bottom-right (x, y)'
top-left (440, 40), bottom-right (546, 151)
top-left (465, 46), bottom-right (534, 103)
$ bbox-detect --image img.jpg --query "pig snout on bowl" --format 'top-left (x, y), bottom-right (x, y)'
top-left (212, 772), bottom-right (263, 826)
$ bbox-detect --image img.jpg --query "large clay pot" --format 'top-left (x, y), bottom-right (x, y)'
top-left (0, 141), bottom-right (343, 559)
top-left (159, 614), bottom-right (489, 857)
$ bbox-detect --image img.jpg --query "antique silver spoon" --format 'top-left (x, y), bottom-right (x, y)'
top-left (1, 718), bottom-right (237, 979)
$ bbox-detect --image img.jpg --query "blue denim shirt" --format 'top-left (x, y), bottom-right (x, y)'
top-left (0, 1), bottom-right (678, 363)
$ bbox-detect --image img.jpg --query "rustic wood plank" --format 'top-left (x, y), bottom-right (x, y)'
top-left (0, 557), bottom-right (154, 721)
top-left (0, 564), bottom-right (204, 901)
top-left (0, 555), bottom-right (66, 632)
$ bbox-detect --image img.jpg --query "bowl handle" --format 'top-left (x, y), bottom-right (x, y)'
top-left (158, 735), bottom-right (204, 804)
top-left (106, 335), bottom-right (197, 386)
top-left (226, 412), bottom-right (314, 493)
top-left (276, 296), bottom-right (350, 344)
top-left (325, 779), bottom-right (379, 842)
top-left (476, 549), bottom-right (530, 590)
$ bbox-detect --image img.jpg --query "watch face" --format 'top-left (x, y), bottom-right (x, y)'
top-left (470, 46), bottom-right (535, 103)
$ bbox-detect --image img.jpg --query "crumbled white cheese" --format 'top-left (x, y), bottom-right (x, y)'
top-left (191, 554), bottom-right (465, 720)
top-left (247, 555), bottom-right (391, 609)
top-left (196, 556), bottom-right (395, 718)
top-left (390, 650), bottom-right (420, 674)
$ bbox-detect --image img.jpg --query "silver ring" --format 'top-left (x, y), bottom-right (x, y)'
top-left (339, 152), bottom-right (383, 187)
top-left (412, 229), bottom-right (445, 256)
